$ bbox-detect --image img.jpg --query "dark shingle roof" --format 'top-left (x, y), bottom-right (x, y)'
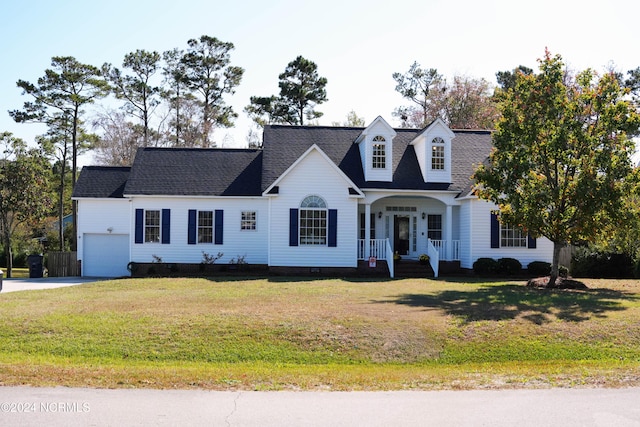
top-left (74, 125), bottom-right (491, 199)
top-left (262, 125), bottom-right (492, 195)
top-left (72, 166), bottom-right (131, 198)
top-left (123, 147), bottom-right (263, 196)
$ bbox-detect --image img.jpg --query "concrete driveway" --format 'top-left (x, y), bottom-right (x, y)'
top-left (0, 277), bottom-right (105, 293)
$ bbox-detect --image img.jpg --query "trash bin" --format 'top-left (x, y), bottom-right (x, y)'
top-left (0, 269), bottom-right (3, 292)
top-left (27, 255), bottom-right (44, 279)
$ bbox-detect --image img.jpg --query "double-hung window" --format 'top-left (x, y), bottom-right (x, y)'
top-left (145, 210), bottom-right (161, 243)
top-left (427, 214), bottom-right (442, 240)
top-left (500, 224), bottom-right (527, 247)
top-left (372, 135), bottom-right (386, 169)
top-left (198, 211), bottom-right (213, 243)
top-left (431, 137), bottom-right (445, 170)
top-left (241, 211), bottom-right (257, 231)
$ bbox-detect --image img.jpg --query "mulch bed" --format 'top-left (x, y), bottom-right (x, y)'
top-left (526, 276), bottom-right (588, 289)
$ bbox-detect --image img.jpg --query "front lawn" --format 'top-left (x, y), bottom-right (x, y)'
top-left (0, 277), bottom-right (639, 390)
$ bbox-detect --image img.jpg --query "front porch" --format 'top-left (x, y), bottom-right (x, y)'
top-left (357, 238), bottom-right (460, 278)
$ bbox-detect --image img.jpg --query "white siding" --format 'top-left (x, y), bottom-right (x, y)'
top-left (130, 198), bottom-right (269, 265)
top-left (77, 199), bottom-right (131, 266)
top-left (459, 200), bottom-right (473, 268)
top-left (359, 119), bottom-right (395, 182)
top-left (269, 149), bottom-right (358, 267)
top-left (466, 199), bottom-right (553, 269)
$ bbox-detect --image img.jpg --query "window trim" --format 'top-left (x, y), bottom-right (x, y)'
top-left (241, 211), bottom-right (257, 231)
top-left (431, 137), bottom-right (445, 170)
top-left (427, 214), bottom-right (442, 241)
top-left (299, 195), bottom-right (328, 246)
top-left (144, 209), bottom-right (161, 243)
top-left (500, 223), bottom-right (528, 248)
top-left (197, 210), bottom-right (214, 244)
top-left (372, 135), bottom-right (386, 169)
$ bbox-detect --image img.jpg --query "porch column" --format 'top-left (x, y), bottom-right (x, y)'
top-left (445, 204), bottom-right (453, 260)
top-left (364, 203), bottom-right (371, 259)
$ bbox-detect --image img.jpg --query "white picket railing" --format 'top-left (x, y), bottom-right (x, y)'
top-left (357, 239), bottom-right (388, 260)
top-left (427, 239), bottom-right (440, 277)
top-left (428, 239), bottom-right (460, 261)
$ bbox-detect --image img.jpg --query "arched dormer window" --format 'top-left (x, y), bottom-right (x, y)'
top-left (372, 135), bottom-right (386, 169)
top-left (431, 137), bottom-right (445, 170)
top-left (300, 195), bottom-right (327, 245)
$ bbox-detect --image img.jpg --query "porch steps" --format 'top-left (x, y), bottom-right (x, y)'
top-left (393, 261), bottom-right (434, 278)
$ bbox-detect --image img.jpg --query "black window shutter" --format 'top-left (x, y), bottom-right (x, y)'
top-left (214, 210), bottom-right (224, 244)
top-left (161, 209), bottom-right (171, 244)
top-left (328, 209), bottom-right (337, 247)
top-left (289, 209), bottom-right (299, 246)
top-left (188, 210), bottom-right (197, 245)
top-left (490, 212), bottom-right (500, 248)
top-left (135, 209), bottom-right (144, 244)
top-left (527, 233), bottom-right (537, 249)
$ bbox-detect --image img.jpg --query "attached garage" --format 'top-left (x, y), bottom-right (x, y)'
top-left (82, 233), bottom-right (130, 277)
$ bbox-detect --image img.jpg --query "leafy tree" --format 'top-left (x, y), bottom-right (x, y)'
top-left (36, 114), bottom-right (74, 251)
top-left (10, 56), bottom-right (108, 249)
top-left (495, 65), bottom-right (534, 91)
top-left (392, 62), bottom-right (442, 128)
top-left (441, 75), bottom-right (499, 129)
top-left (392, 63), bottom-right (497, 129)
top-left (246, 56), bottom-right (328, 126)
top-left (332, 110), bottom-right (365, 127)
top-left (92, 110), bottom-right (144, 166)
top-left (474, 51), bottom-right (640, 287)
top-left (180, 35), bottom-right (244, 147)
top-left (0, 133), bottom-right (53, 277)
top-left (162, 48), bottom-right (191, 146)
top-left (103, 49), bottom-right (162, 146)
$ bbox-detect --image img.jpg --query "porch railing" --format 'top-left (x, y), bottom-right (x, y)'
top-left (357, 238), bottom-right (394, 278)
top-left (357, 239), bottom-right (388, 260)
top-left (427, 239), bottom-right (440, 277)
top-left (428, 240), bottom-right (460, 261)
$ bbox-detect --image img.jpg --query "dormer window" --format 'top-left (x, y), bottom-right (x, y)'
top-left (431, 137), bottom-right (445, 170)
top-left (372, 135), bottom-right (386, 169)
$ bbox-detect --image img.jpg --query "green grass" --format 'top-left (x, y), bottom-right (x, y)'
top-left (0, 277), bottom-right (639, 390)
top-left (1, 267), bottom-right (28, 278)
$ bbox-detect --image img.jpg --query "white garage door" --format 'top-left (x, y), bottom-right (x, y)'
top-left (83, 234), bottom-right (130, 277)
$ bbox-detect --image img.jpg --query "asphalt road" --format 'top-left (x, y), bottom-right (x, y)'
top-left (1, 386), bottom-right (639, 426)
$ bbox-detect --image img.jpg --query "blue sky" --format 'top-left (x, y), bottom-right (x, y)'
top-left (1, 0), bottom-right (639, 164)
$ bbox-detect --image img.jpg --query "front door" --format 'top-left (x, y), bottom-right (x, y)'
top-left (394, 215), bottom-right (410, 255)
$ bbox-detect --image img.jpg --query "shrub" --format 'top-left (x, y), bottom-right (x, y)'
top-left (497, 258), bottom-right (522, 275)
top-left (571, 248), bottom-right (634, 278)
top-left (473, 257), bottom-right (498, 275)
top-left (527, 261), bottom-right (551, 277)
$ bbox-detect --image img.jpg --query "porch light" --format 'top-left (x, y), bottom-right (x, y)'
top-left (378, 211), bottom-right (382, 219)
top-left (422, 212), bottom-right (426, 220)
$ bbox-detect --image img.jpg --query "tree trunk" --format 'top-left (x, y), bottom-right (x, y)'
top-left (2, 217), bottom-right (12, 279)
top-left (548, 241), bottom-right (563, 288)
top-left (71, 105), bottom-right (79, 252)
top-left (58, 155), bottom-right (66, 252)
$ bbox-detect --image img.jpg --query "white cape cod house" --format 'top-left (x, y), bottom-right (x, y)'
top-left (72, 117), bottom-right (553, 278)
